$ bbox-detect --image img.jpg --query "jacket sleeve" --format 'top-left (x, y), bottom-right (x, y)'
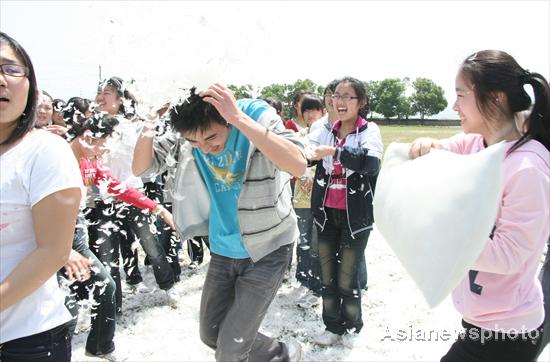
top-left (139, 131), bottom-right (180, 178)
top-left (338, 147), bottom-right (381, 175)
top-left (337, 123), bottom-right (383, 175)
top-left (471, 165), bottom-right (549, 274)
top-left (95, 162), bottom-right (157, 212)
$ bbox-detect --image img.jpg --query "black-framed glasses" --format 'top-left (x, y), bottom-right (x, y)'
top-left (0, 63), bottom-right (29, 77)
top-left (331, 94), bottom-right (359, 102)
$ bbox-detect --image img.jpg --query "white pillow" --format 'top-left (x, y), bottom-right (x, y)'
top-left (373, 142), bottom-right (505, 307)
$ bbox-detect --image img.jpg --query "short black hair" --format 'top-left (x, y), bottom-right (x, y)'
top-left (300, 94), bottom-right (324, 114)
top-left (63, 97), bottom-right (91, 139)
top-left (53, 98), bottom-right (66, 112)
top-left (169, 87), bottom-right (227, 134)
top-left (264, 96), bottom-right (283, 115)
top-left (72, 112), bottom-right (120, 139)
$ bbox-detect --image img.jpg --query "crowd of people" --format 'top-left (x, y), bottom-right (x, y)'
top-left (1, 30), bottom-right (549, 362)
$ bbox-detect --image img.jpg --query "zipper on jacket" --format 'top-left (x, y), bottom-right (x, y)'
top-left (316, 170), bottom-right (332, 232)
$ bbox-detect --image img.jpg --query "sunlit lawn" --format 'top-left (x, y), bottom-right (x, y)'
top-left (378, 125), bottom-right (462, 150)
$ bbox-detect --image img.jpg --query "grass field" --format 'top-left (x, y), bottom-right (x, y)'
top-left (378, 125), bottom-right (462, 150)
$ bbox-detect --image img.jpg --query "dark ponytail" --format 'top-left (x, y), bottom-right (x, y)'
top-left (460, 50), bottom-right (550, 153)
top-left (512, 71), bottom-right (550, 152)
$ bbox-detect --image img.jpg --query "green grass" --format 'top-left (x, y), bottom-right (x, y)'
top-left (378, 125), bottom-right (462, 150)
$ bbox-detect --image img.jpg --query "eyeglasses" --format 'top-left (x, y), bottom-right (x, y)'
top-left (0, 63), bottom-right (29, 77)
top-left (331, 94), bottom-right (359, 102)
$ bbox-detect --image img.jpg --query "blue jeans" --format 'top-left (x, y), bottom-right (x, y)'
top-left (57, 217), bottom-right (117, 356)
top-left (0, 325), bottom-right (71, 362)
top-left (317, 207), bottom-right (370, 335)
top-left (88, 201), bottom-right (175, 314)
top-left (199, 245), bottom-right (292, 361)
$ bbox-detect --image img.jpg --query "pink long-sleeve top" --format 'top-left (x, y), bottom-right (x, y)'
top-left (441, 133), bottom-right (549, 332)
top-left (80, 157), bottom-right (157, 212)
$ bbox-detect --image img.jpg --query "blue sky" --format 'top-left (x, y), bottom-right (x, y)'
top-left (1, 0), bottom-right (549, 119)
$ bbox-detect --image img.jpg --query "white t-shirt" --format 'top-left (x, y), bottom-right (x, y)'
top-left (0, 129), bottom-right (82, 343)
top-left (104, 117), bottom-right (143, 188)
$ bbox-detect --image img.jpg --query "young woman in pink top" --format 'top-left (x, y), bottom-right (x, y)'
top-left (410, 50), bottom-right (550, 362)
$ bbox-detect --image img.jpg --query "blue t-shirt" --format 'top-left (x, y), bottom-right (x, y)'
top-left (193, 99), bottom-right (272, 258)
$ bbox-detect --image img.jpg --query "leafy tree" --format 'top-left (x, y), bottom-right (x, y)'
top-left (375, 78), bottom-right (408, 118)
top-left (410, 78), bottom-right (448, 119)
top-left (396, 97), bottom-right (412, 119)
top-left (227, 84), bottom-right (254, 99)
top-left (364, 80), bottom-right (380, 118)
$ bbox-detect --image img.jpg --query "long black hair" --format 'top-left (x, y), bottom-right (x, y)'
top-left (0, 32), bottom-right (38, 146)
top-left (460, 50), bottom-right (550, 152)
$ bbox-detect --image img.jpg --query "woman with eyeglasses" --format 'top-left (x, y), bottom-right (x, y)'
top-left (306, 76), bottom-right (383, 346)
top-left (409, 50), bottom-right (549, 362)
top-left (0, 32), bottom-right (82, 361)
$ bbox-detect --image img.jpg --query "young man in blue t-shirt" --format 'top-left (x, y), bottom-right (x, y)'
top-left (133, 84), bottom-right (306, 361)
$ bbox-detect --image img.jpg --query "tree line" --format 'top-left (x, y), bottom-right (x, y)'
top-left (228, 77), bottom-right (448, 120)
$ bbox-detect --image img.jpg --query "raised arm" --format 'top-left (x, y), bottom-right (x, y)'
top-left (201, 84), bottom-right (307, 177)
top-left (132, 120), bottom-right (156, 176)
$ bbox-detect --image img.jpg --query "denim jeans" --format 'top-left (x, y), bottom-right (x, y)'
top-left (88, 201), bottom-right (175, 314)
top-left (295, 207), bottom-right (322, 295)
top-left (199, 245), bottom-right (292, 361)
top-left (317, 207), bottom-right (370, 335)
top-left (56, 216), bottom-right (116, 355)
top-left (0, 325), bottom-right (71, 362)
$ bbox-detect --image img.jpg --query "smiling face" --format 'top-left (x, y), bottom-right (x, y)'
top-left (0, 43), bottom-right (30, 127)
top-left (37, 93), bottom-right (53, 126)
top-left (453, 71), bottom-right (489, 136)
top-left (333, 81), bottom-right (365, 124)
top-left (95, 84), bottom-right (122, 115)
top-left (182, 121), bottom-right (231, 155)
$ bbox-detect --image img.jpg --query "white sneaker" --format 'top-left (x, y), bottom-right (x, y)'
top-left (287, 340), bottom-right (302, 362)
top-left (296, 294), bottom-right (320, 309)
top-left (313, 330), bottom-right (341, 346)
top-left (128, 282), bottom-right (151, 294)
top-left (165, 287), bottom-right (178, 306)
top-left (85, 350), bottom-right (127, 361)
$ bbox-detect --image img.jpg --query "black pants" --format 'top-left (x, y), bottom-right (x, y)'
top-left (88, 201), bottom-right (175, 314)
top-left (0, 325), bottom-right (71, 362)
top-left (441, 320), bottom-right (543, 362)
